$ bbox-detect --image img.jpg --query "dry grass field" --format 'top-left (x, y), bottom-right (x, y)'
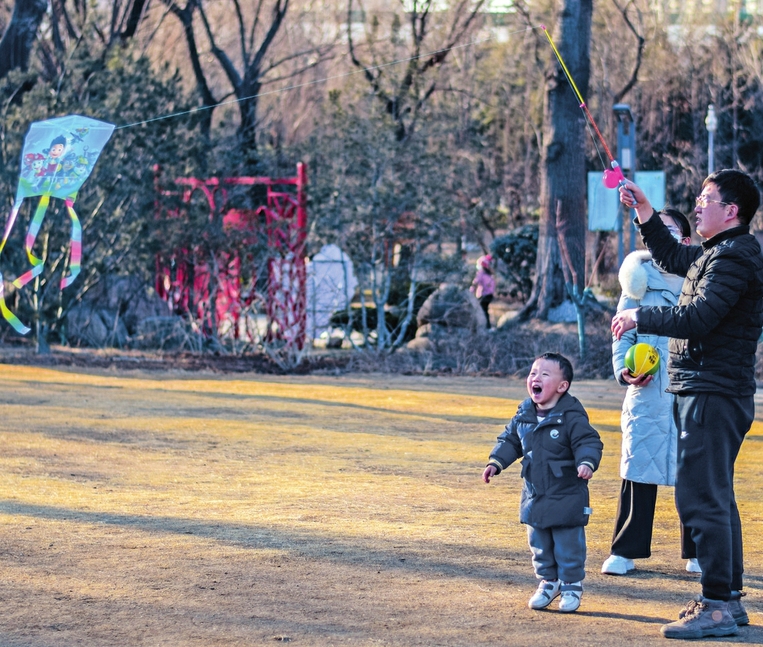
top-left (0, 364), bottom-right (762, 646)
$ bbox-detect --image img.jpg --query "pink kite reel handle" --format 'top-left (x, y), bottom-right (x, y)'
top-left (603, 163), bottom-right (637, 205)
top-left (602, 165), bottom-right (625, 188)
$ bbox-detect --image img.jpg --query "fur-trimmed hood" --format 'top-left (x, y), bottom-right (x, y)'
top-left (619, 250), bottom-right (683, 301)
top-left (618, 250), bottom-right (653, 300)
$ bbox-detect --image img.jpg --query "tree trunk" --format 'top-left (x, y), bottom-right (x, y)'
top-left (165, 1), bottom-right (215, 139)
top-left (0, 0), bottom-right (48, 80)
top-left (521, 0), bottom-right (592, 320)
top-left (237, 78), bottom-right (260, 154)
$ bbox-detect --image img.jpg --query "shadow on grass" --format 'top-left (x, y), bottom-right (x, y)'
top-left (574, 610), bottom-right (666, 623)
top-left (1, 499), bottom-right (750, 611)
top-left (2, 379), bottom-right (511, 429)
top-left (0, 500), bottom-right (525, 583)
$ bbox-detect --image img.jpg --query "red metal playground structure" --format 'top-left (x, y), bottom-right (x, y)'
top-left (154, 163), bottom-right (308, 351)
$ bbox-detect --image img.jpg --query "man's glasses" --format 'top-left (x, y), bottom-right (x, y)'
top-left (695, 195), bottom-right (730, 208)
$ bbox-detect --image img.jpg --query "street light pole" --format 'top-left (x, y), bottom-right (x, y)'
top-left (706, 104), bottom-right (717, 175)
top-left (614, 104), bottom-right (636, 262)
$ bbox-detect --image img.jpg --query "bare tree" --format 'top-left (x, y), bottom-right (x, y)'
top-left (518, 0), bottom-right (592, 321)
top-left (162, 0), bottom-right (334, 154)
top-left (610, 0), bottom-right (644, 105)
top-left (347, 0), bottom-right (487, 142)
top-left (160, 0), bottom-right (219, 138)
top-left (0, 0), bottom-right (47, 81)
top-left (18, 0), bottom-right (157, 82)
top-left (47, 0), bottom-right (151, 48)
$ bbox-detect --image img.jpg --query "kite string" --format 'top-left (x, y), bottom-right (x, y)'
top-left (540, 22), bottom-right (635, 201)
top-left (540, 24), bottom-right (616, 168)
top-left (0, 24), bottom-right (542, 334)
top-left (116, 26), bottom-right (535, 131)
top-left (583, 117), bottom-right (608, 173)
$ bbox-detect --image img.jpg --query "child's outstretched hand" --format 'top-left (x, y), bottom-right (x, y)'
top-left (482, 465), bottom-right (498, 483)
top-left (577, 464), bottom-right (593, 480)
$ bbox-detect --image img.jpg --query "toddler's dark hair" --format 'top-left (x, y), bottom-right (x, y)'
top-left (536, 352), bottom-right (573, 385)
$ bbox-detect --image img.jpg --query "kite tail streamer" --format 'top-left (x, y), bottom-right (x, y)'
top-left (0, 195), bottom-right (80, 333)
top-left (0, 280), bottom-right (31, 335)
top-left (13, 194), bottom-right (50, 290)
top-left (12, 197), bottom-right (81, 290)
top-left (0, 200), bottom-right (31, 334)
top-left (0, 200), bottom-right (22, 257)
top-left (60, 199), bottom-right (81, 289)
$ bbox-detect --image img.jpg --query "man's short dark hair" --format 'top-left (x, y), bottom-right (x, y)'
top-left (661, 208), bottom-right (691, 238)
top-left (704, 169), bottom-right (760, 226)
top-left (536, 352), bottom-right (573, 386)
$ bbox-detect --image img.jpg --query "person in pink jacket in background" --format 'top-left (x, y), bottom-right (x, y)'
top-left (471, 254), bottom-right (495, 329)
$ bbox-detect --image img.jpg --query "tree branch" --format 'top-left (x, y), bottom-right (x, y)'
top-left (347, 0), bottom-right (392, 108)
top-left (163, 0), bottom-right (217, 125)
top-left (120, 0), bottom-right (151, 41)
top-left (196, 1), bottom-right (243, 89)
top-left (249, 0), bottom-right (289, 79)
top-left (250, 0), bottom-right (266, 56)
top-left (262, 43), bottom-right (334, 74)
top-left (0, 0), bottom-right (47, 80)
top-left (261, 46), bottom-right (339, 81)
top-left (418, 0), bottom-right (486, 74)
top-left (232, 0), bottom-right (248, 65)
top-left (611, 0), bottom-right (644, 104)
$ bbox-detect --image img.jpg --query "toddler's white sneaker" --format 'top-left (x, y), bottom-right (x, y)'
top-left (559, 581), bottom-right (583, 612)
top-left (528, 579), bottom-right (561, 610)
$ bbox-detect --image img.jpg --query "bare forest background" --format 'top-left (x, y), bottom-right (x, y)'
top-left (0, 0), bottom-right (762, 374)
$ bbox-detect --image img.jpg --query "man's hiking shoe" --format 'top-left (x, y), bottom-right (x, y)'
top-left (678, 591), bottom-right (749, 626)
top-left (528, 579), bottom-right (560, 610)
top-left (662, 596), bottom-right (737, 639)
top-left (729, 591), bottom-right (749, 626)
top-left (558, 581), bottom-right (583, 613)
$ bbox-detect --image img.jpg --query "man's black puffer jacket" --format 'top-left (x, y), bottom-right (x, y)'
top-left (636, 215), bottom-right (763, 396)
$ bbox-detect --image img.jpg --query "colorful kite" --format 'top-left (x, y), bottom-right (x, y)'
top-left (0, 115), bottom-right (115, 334)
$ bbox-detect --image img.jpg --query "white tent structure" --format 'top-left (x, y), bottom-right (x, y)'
top-left (305, 244), bottom-right (357, 340)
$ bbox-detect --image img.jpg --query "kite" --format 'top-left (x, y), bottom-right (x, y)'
top-left (0, 115), bottom-right (115, 334)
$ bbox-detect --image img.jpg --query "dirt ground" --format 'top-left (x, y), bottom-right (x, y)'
top-left (1, 360), bottom-right (763, 646)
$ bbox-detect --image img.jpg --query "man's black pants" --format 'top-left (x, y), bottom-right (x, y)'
top-left (674, 393), bottom-right (753, 601)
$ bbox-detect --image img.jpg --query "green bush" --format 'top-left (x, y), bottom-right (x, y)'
top-left (490, 223), bottom-right (538, 302)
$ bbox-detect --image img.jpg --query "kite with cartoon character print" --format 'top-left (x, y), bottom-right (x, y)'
top-left (0, 115), bottom-right (114, 333)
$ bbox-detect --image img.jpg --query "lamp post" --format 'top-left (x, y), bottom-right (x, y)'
top-left (705, 104), bottom-right (717, 175)
top-left (614, 104), bottom-right (636, 263)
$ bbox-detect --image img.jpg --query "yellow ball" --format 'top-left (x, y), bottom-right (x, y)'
top-left (624, 342), bottom-right (660, 376)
